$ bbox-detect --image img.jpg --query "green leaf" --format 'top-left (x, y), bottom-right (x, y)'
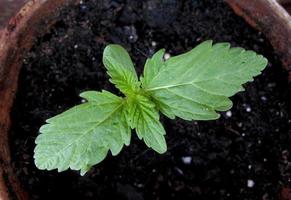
top-left (125, 94), bottom-right (167, 154)
top-left (34, 90), bottom-right (130, 175)
top-left (103, 44), bottom-right (140, 95)
top-left (142, 41), bottom-right (268, 120)
top-left (141, 49), bottom-right (165, 87)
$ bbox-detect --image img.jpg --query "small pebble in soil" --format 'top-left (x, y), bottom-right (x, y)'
top-left (196, 37), bottom-right (202, 42)
top-left (261, 96), bottom-right (267, 102)
top-left (80, 4), bottom-right (87, 11)
top-left (237, 122), bottom-right (243, 127)
top-left (164, 53), bottom-right (171, 60)
top-left (181, 156), bottom-right (192, 164)
top-left (129, 35), bottom-right (134, 40)
top-left (175, 167), bottom-right (184, 175)
top-left (125, 26), bottom-right (138, 43)
top-left (135, 183), bottom-right (144, 188)
top-left (258, 38), bottom-right (265, 43)
top-left (267, 82), bottom-right (276, 88)
top-left (226, 111), bottom-right (232, 117)
top-left (247, 179), bottom-right (255, 188)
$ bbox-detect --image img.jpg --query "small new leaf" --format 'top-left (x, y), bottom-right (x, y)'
top-left (103, 44), bottom-right (140, 95)
top-left (125, 95), bottom-right (167, 153)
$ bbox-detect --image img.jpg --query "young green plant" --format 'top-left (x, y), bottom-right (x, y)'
top-left (34, 41), bottom-right (268, 175)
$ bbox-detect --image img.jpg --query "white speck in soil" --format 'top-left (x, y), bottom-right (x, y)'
top-left (241, 133), bottom-right (246, 137)
top-left (135, 183), bottom-right (144, 188)
top-left (181, 156), bottom-right (192, 164)
top-left (247, 179), bottom-right (255, 188)
top-left (151, 41), bottom-right (157, 47)
top-left (74, 44), bottom-right (78, 49)
top-left (80, 3), bottom-right (87, 11)
top-left (164, 53), bottom-right (171, 60)
top-left (175, 167), bottom-right (184, 175)
top-left (129, 35), bottom-right (134, 40)
top-left (261, 96), bottom-right (267, 101)
top-left (197, 132), bottom-right (201, 136)
top-left (267, 82), bottom-right (276, 88)
top-left (152, 169), bottom-right (156, 173)
top-left (246, 106), bottom-right (252, 112)
top-left (258, 140), bottom-right (262, 144)
top-left (238, 122), bottom-right (243, 127)
top-left (196, 37), bottom-right (202, 42)
top-left (92, 57), bottom-right (96, 61)
top-left (226, 110), bottom-right (232, 117)
top-left (81, 99), bottom-right (86, 103)
top-left (263, 158), bottom-right (267, 162)
top-left (248, 165), bottom-right (252, 170)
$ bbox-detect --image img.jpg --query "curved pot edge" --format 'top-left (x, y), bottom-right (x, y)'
top-left (0, 0), bottom-right (79, 199)
top-left (226, 0), bottom-right (291, 80)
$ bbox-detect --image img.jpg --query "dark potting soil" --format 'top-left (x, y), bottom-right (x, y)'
top-left (10, 0), bottom-right (291, 199)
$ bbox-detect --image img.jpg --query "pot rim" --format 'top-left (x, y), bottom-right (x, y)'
top-left (0, 0), bottom-right (78, 199)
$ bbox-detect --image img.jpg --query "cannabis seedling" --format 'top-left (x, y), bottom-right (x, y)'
top-left (34, 41), bottom-right (268, 175)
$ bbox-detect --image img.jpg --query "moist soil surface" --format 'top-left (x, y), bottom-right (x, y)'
top-left (10, 0), bottom-right (291, 199)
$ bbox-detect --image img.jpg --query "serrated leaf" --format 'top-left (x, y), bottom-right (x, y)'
top-left (141, 49), bottom-right (165, 87)
top-left (103, 44), bottom-right (140, 95)
top-left (142, 41), bottom-right (268, 120)
top-left (34, 90), bottom-right (130, 175)
top-left (125, 94), bottom-right (167, 154)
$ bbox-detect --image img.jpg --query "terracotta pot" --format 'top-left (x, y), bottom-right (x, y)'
top-left (0, 0), bottom-right (78, 199)
top-left (0, 0), bottom-right (291, 199)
